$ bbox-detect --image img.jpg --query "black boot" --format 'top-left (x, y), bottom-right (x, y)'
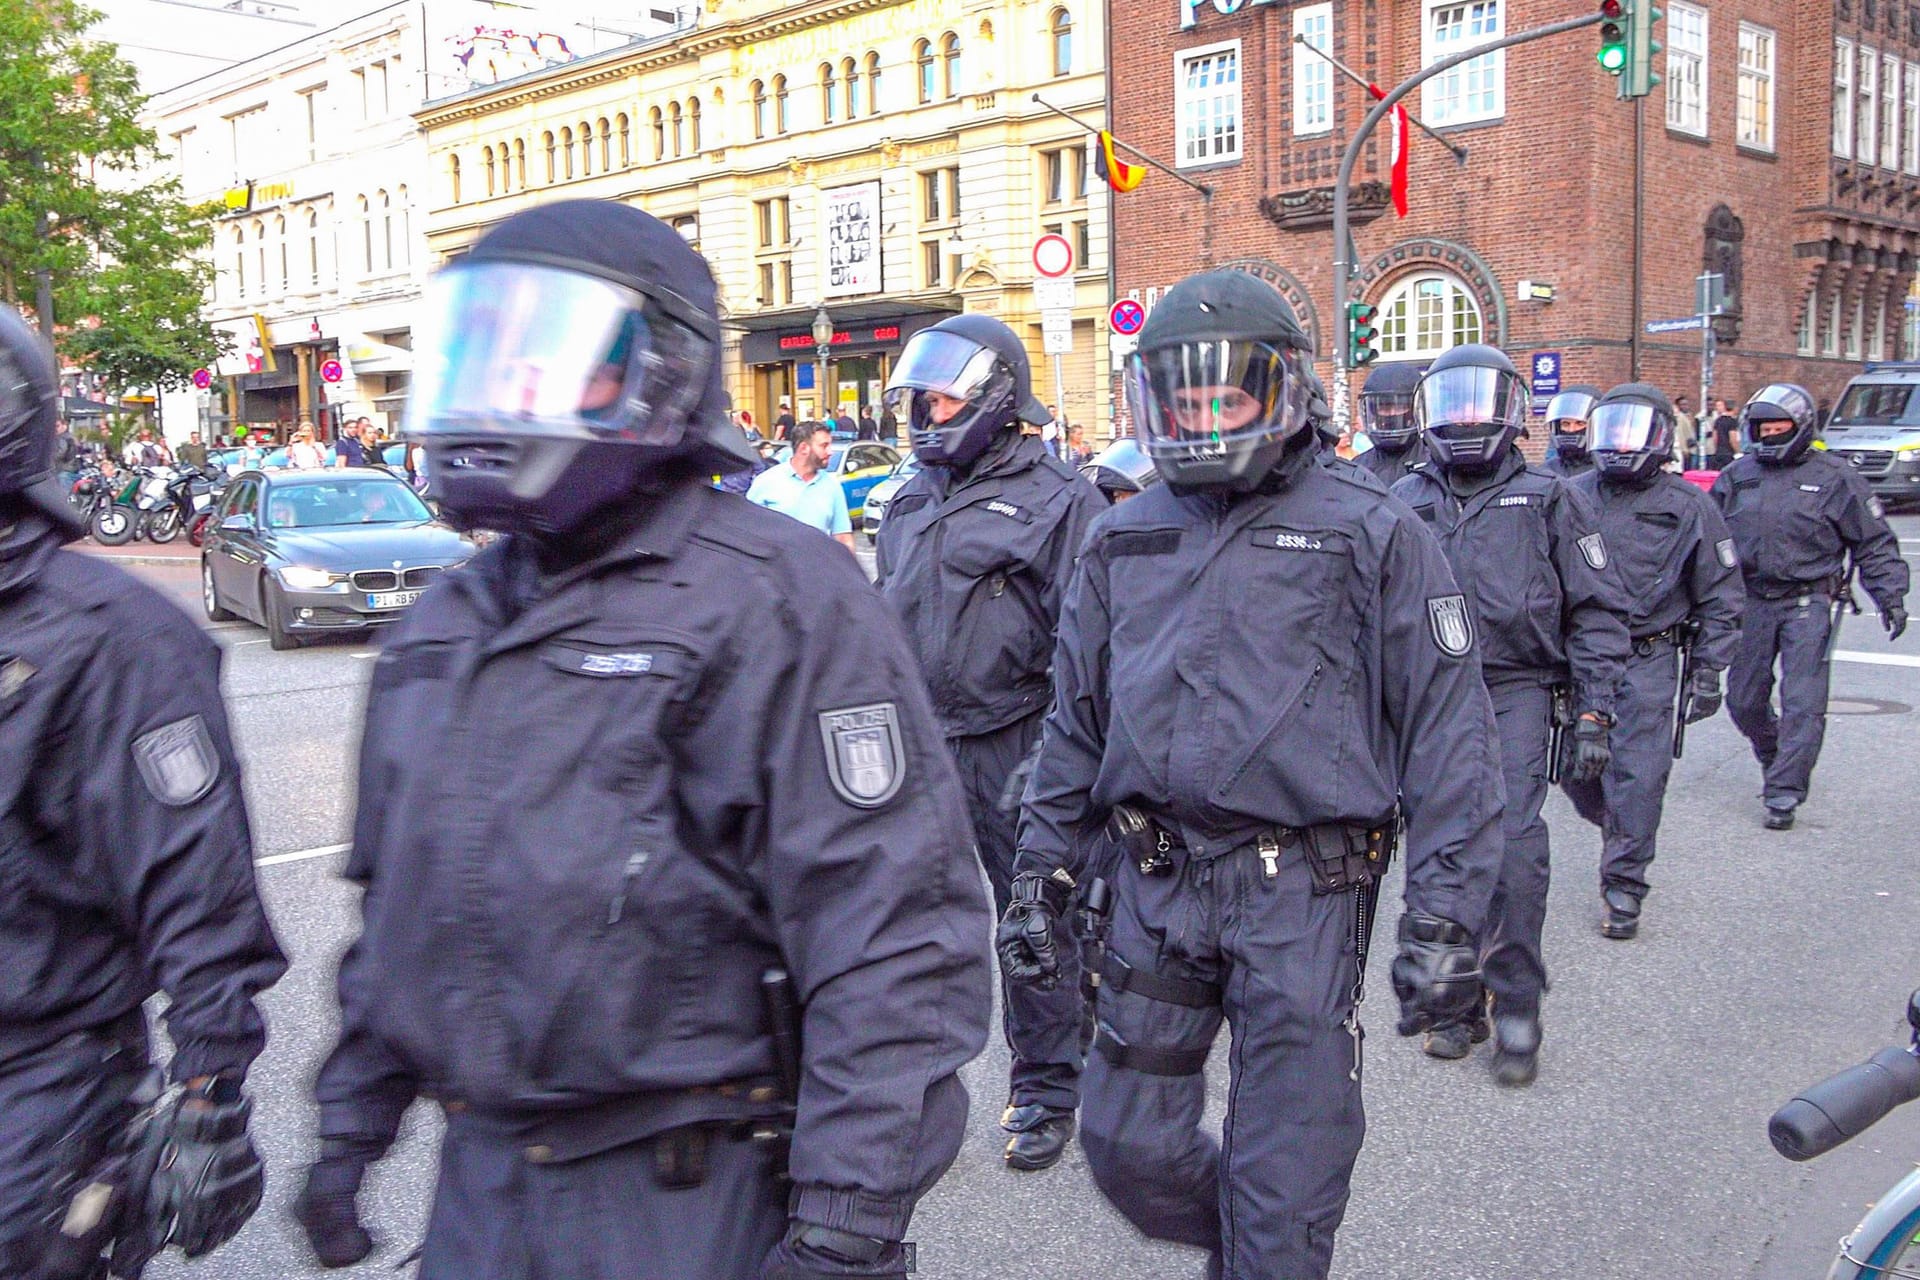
top-left (1601, 887), bottom-right (1641, 940)
top-left (1421, 998), bottom-right (1490, 1060)
top-left (1001, 1103), bottom-right (1075, 1171)
top-left (1764, 802), bottom-right (1796, 831)
top-left (1491, 1013), bottom-right (1540, 1087)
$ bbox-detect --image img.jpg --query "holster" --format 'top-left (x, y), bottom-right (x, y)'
top-left (1298, 819), bottom-right (1397, 896)
top-left (1106, 804), bottom-right (1174, 876)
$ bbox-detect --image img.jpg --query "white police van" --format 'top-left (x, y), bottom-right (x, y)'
top-left (1824, 363), bottom-right (1920, 505)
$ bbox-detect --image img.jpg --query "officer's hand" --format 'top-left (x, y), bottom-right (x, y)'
top-left (1685, 668), bottom-right (1723, 723)
top-left (107, 1086), bottom-right (265, 1274)
top-left (996, 872), bottom-right (1069, 989)
top-left (1390, 912), bottom-right (1481, 1035)
top-left (293, 1139), bottom-right (381, 1268)
top-left (1884, 604), bottom-right (1908, 641)
top-left (1570, 715), bottom-right (1611, 783)
top-left (760, 1222), bottom-right (910, 1279)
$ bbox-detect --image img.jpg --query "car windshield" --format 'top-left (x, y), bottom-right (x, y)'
top-left (1833, 383), bottom-right (1920, 426)
top-left (265, 478), bottom-right (431, 528)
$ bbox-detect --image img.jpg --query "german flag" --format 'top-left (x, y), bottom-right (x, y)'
top-left (1094, 131), bottom-right (1145, 193)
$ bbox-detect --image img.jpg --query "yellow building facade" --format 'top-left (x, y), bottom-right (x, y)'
top-left (415, 0), bottom-right (1112, 437)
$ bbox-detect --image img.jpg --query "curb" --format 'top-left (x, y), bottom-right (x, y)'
top-left (74, 551), bottom-right (199, 567)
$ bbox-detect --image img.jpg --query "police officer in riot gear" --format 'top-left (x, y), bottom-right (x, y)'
top-left (999, 269), bottom-right (1505, 1280)
top-left (875, 313), bottom-right (1103, 1172)
top-left (0, 307), bottom-right (286, 1278)
top-left (1562, 385), bottom-right (1744, 938)
top-left (1390, 343), bottom-right (1631, 1085)
top-left (1712, 382), bottom-right (1909, 830)
top-left (1541, 385), bottom-right (1602, 479)
top-left (297, 202), bottom-right (991, 1280)
top-left (1354, 360), bottom-right (1426, 487)
top-left (1080, 436), bottom-right (1159, 504)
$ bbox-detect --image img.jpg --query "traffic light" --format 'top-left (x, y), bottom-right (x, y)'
top-left (1624, 0), bottom-right (1664, 99)
top-left (1597, 0), bottom-right (1627, 75)
top-left (1347, 301), bottom-right (1380, 367)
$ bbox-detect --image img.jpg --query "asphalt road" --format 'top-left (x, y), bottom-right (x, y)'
top-left (111, 522), bottom-right (1920, 1280)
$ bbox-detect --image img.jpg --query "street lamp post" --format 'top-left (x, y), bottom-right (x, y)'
top-left (812, 304), bottom-right (834, 422)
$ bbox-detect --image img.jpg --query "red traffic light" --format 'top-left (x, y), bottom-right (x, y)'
top-left (1600, 0), bottom-right (1623, 15)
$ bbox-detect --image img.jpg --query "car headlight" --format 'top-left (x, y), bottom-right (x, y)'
top-left (1897, 443), bottom-right (1920, 456)
top-left (279, 566), bottom-right (342, 589)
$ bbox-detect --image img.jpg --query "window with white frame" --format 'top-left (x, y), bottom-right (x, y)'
top-left (1884, 52), bottom-right (1902, 167)
top-left (1665, 3), bottom-right (1707, 135)
top-left (1736, 24), bottom-right (1774, 150)
top-left (1847, 295), bottom-right (1865, 359)
top-left (1836, 39), bottom-right (1855, 156)
top-left (1906, 63), bottom-right (1920, 173)
top-left (1175, 41), bottom-right (1241, 167)
top-left (1423, 0), bottom-right (1504, 126)
top-left (1376, 272), bottom-right (1484, 360)
top-left (1871, 294), bottom-right (1889, 361)
top-left (1293, 4), bottom-right (1333, 136)
top-left (1825, 289), bottom-right (1841, 357)
top-left (1859, 45), bottom-right (1878, 163)
top-left (1797, 291), bottom-right (1816, 356)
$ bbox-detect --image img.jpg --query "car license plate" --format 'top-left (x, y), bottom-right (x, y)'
top-left (368, 589), bottom-right (422, 609)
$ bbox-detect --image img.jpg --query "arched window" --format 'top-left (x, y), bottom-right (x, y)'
top-left (1375, 272), bottom-right (1484, 360)
top-left (579, 121), bottom-right (593, 175)
top-left (940, 32), bottom-right (961, 98)
top-left (843, 57), bottom-right (860, 117)
top-left (561, 126), bottom-right (574, 179)
top-left (914, 40), bottom-right (934, 103)
top-left (377, 189), bottom-right (393, 271)
top-left (396, 185), bottom-right (410, 267)
top-left (650, 107), bottom-right (664, 159)
top-left (750, 80), bottom-right (767, 138)
top-left (356, 195), bottom-right (371, 273)
top-left (482, 145), bottom-right (495, 197)
top-left (688, 98), bottom-right (702, 151)
top-left (543, 131), bottom-right (556, 182)
top-left (306, 208), bottom-right (321, 286)
top-left (821, 63), bottom-right (837, 123)
top-left (773, 75), bottom-right (790, 133)
top-left (499, 139), bottom-right (513, 191)
top-left (616, 114), bottom-right (630, 166)
top-left (598, 117), bottom-right (611, 171)
top-left (1049, 9), bottom-right (1072, 77)
top-left (866, 52), bottom-right (882, 113)
top-left (669, 102), bottom-right (683, 156)
top-left (253, 219), bottom-right (266, 293)
top-left (514, 138), bottom-right (526, 187)
top-left (274, 213), bottom-right (288, 292)
top-left (232, 227), bottom-right (246, 298)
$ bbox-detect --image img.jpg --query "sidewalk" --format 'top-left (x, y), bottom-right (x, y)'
top-left (71, 538), bottom-right (198, 567)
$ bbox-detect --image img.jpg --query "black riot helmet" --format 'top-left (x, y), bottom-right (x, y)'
top-left (0, 306), bottom-right (84, 539)
top-left (1588, 383), bottom-right (1677, 483)
top-left (1740, 382), bottom-right (1820, 465)
top-left (405, 200), bottom-right (755, 539)
top-left (1415, 343), bottom-right (1528, 475)
top-left (1126, 269), bottom-right (1315, 493)
top-left (884, 313), bottom-right (1048, 468)
top-left (1079, 436), bottom-right (1159, 504)
top-left (1544, 384), bottom-right (1602, 463)
top-left (1359, 360), bottom-right (1423, 453)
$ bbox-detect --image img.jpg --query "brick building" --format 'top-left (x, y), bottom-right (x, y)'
top-left (1107, 0), bottom-right (1920, 430)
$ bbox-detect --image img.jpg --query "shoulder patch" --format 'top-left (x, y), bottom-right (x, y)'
top-left (1427, 595), bottom-right (1475, 657)
top-left (1576, 532), bottom-right (1609, 570)
top-left (818, 703), bottom-right (906, 808)
top-left (1105, 528), bottom-right (1181, 558)
top-left (1717, 537), bottom-right (1738, 569)
top-left (132, 715), bottom-right (219, 807)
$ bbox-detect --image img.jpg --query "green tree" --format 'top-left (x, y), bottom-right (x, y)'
top-left (0, 0), bottom-right (225, 393)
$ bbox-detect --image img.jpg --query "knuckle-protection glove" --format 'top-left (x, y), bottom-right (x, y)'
top-left (293, 1138), bottom-right (381, 1268)
top-left (759, 1222), bottom-right (910, 1280)
top-left (113, 1090), bottom-right (264, 1273)
top-left (1884, 604), bottom-right (1908, 641)
top-left (1391, 912), bottom-right (1481, 1036)
top-left (1571, 716), bottom-right (1612, 783)
top-left (995, 871), bottom-right (1071, 989)
top-left (1685, 668), bottom-right (1723, 723)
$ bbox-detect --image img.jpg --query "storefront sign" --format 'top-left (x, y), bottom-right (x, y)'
top-left (1179, 0), bottom-right (1289, 30)
top-left (823, 182), bottom-right (882, 298)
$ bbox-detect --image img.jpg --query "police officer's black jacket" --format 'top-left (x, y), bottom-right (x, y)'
top-left (874, 431), bottom-right (1102, 738)
top-left (1569, 470), bottom-right (1746, 670)
top-left (0, 515), bottom-right (285, 1079)
top-left (1393, 450), bottom-right (1632, 717)
top-left (1709, 449), bottom-right (1910, 610)
top-left (1543, 453), bottom-right (1593, 480)
top-left (316, 482), bottom-right (992, 1243)
top-left (1017, 438), bottom-right (1505, 936)
top-left (1354, 438), bottom-right (1427, 489)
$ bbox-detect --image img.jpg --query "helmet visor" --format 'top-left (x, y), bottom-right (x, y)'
top-left (1361, 391), bottom-right (1417, 438)
top-left (886, 330), bottom-right (1003, 401)
top-left (1588, 402), bottom-right (1657, 452)
top-left (1745, 383), bottom-right (1816, 425)
top-left (1128, 340), bottom-right (1298, 449)
top-left (1543, 390), bottom-right (1597, 429)
top-left (1415, 366), bottom-right (1526, 433)
top-left (407, 262), bottom-right (699, 447)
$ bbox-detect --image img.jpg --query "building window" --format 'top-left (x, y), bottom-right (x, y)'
top-left (940, 33), bottom-right (962, 99)
top-left (274, 214), bottom-right (288, 292)
top-left (774, 76), bottom-right (790, 133)
top-left (356, 195), bottom-right (371, 274)
top-left (1376, 272), bottom-right (1484, 359)
top-left (1041, 147), bottom-right (1087, 205)
top-left (1836, 40), bottom-right (1855, 157)
top-left (915, 39), bottom-right (935, 103)
top-left (1665, 2), bottom-right (1706, 135)
top-left (689, 98), bottom-right (701, 151)
top-left (1798, 290), bottom-right (1816, 356)
top-left (822, 63), bottom-right (838, 123)
top-left (650, 108), bottom-right (664, 159)
top-left (449, 153), bottom-right (461, 204)
top-left (169, 127), bottom-right (194, 187)
top-left (598, 117), bottom-right (611, 171)
top-left (562, 126), bottom-right (576, 178)
top-left (1050, 9), bottom-right (1072, 77)
top-left (1736, 23), bottom-right (1773, 150)
top-left (514, 138), bottom-right (527, 186)
top-left (1883, 52), bottom-right (1901, 168)
top-left (307, 209), bottom-right (321, 286)
top-left (544, 130), bottom-right (557, 182)
top-left (1825, 289), bottom-right (1841, 357)
top-left (1859, 45), bottom-right (1879, 164)
top-left (755, 197), bottom-right (790, 247)
top-left (254, 220), bottom-right (266, 296)
top-left (753, 197), bottom-right (791, 306)
top-left (1847, 295), bottom-right (1865, 360)
top-left (395, 186), bottom-right (409, 267)
top-left (1906, 63), bottom-right (1920, 174)
top-left (671, 215), bottom-right (699, 251)
top-left (1175, 41), bottom-right (1241, 167)
top-left (1073, 218), bottom-right (1091, 267)
top-left (866, 52), bottom-right (882, 113)
top-left (1423, 0), bottom-right (1503, 127)
top-left (378, 189), bottom-right (393, 271)
top-left (299, 86), bottom-right (322, 162)
top-left (482, 145), bottom-right (495, 196)
top-left (921, 239), bottom-right (946, 288)
top-left (1293, 3), bottom-right (1333, 136)
top-left (921, 167), bottom-right (959, 222)
top-left (579, 121), bottom-right (593, 176)
top-left (751, 81), bottom-right (767, 138)
top-left (1871, 294), bottom-right (1889, 361)
top-left (670, 103), bottom-right (684, 157)
top-left (231, 228), bottom-right (245, 299)
top-left (843, 58), bottom-right (861, 117)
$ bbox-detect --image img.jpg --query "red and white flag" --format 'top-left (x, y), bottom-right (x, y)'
top-left (1367, 83), bottom-right (1411, 218)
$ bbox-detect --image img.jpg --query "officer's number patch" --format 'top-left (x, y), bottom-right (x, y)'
top-left (1427, 595), bottom-right (1475, 657)
top-left (1717, 538), bottom-right (1738, 569)
top-left (1576, 533), bottom-right (1609, 571)
top-left (132, 715), bottom-right (219, 807)
top-left (818, 703), bottom-right (906, 808)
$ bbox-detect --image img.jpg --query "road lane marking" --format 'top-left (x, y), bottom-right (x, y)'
top-left (255, 842), bottom-right (349, 867)
top-left (1833, 649), bottom-right (1920, 667)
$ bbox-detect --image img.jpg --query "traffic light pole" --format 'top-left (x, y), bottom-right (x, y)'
top-left (1331, 9), bottom-right (1610, 435)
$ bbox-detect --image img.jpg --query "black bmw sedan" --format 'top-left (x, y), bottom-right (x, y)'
top-left (200, 468), bottom-right (473, 649)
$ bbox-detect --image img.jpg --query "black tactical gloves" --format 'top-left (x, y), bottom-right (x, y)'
top-left (996, 870), bottom-right (1074, 989)
top-left (293, 1138), bottom-right (382, 1268)
top-left (1684, 668), bottom-right (1723, 723)
top-left (1390, 911), bottom-right (1481, 1036)
top-left (1883, 603), bottom-right (1908, 641)
top-left (760, 1222), bottom-right (910, 1279)
top-left (1570, 714), bottom-right (1612, 782)
top-left (109, 1082), bottom-right (265, 1275)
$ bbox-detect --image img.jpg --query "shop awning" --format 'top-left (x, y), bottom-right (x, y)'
top-left (724, 295), bottom-right (963, 333)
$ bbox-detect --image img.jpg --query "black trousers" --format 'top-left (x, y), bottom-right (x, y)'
top-left (1562, 641), bottom-right (1680, 901)
top-left (1727, 592), bottom-right (1835, 809)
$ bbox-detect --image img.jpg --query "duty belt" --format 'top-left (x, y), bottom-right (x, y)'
top-left (1104, 804), bottom-right (1395, 895)
top-left (1631, 625), bottom-right (1682, 656)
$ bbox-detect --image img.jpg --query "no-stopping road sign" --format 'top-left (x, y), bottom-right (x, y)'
top-left (1109, 299), bottom-right (1146, 336)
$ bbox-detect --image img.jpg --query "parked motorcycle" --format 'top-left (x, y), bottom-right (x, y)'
top-left (89, 469), bottom-right (146, 545)
top-left (148, 463), bottom-right (223, 545)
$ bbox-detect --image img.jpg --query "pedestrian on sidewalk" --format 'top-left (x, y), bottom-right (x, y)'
top-left (747, 419), bottom-right (854, 549)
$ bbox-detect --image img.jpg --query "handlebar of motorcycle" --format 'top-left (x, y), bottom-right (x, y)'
top-left (1768, 1045), bottom-right (1920, 1161)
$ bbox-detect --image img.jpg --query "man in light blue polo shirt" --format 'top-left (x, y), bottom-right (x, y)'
top-left (745, 419), bottom-right (854, 549)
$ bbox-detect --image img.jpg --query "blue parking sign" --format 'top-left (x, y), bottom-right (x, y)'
top-left (1529, 351), bottom-right (1562, 416)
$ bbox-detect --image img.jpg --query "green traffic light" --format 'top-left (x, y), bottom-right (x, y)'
top-left (1598, 43), bottom-right (1627, 72)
